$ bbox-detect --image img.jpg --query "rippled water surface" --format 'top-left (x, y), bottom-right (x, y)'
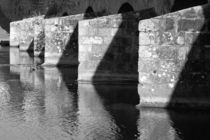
top-left (0, 47), bottom-right (209, 140)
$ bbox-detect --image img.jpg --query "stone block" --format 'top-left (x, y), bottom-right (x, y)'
top-left (139, 32), bottom-right (155, 45)
top-left (139, 71), bottom-right (178, 85)
top-left (156, 46), bottom-right (178, 60)
top-left (79, 27), bottom-right (98, 36)
top-left (178, 19), bottom-right (205, 32)
top-left (98, 28), bottom-right (113, 36)
top-left (10, 22), bottom-right (20, 47)
top-left (80, 36), bottom-right (103, 45)
top-left (139, 45), bottom-right (178, 60)
top-left (138, 19), bottom-right (160, 32)
top-left (139, 45), bottom-right (157, 59)
top-left (138, 59), bottom-right (180, 73)
top-left (156, 31), bottom-right (176, 45)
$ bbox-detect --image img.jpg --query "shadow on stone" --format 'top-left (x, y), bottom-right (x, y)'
top-left (168, 1), bottom-right (210, 140)
top-left (90, 5), bottom-right (157, 139)
top-left (91, 6), bottom-right (158, 106)
top-left (168, 1), bottom-right (210, 110)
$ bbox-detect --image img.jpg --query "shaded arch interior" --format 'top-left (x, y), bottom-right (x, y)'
top-left (118, 3), bottom-right (134, 13)
top-left (84, 6), bottom-right (96, 18)
top-left (62, 12), bottom-right (68, 16)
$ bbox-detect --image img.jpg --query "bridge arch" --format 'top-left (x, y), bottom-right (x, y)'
top-left (84, 6), bottom-right (96, 18)
top-left (62, 12), bottom-right (68, 16)
top-left (118, 2), bottom-right (134, 13)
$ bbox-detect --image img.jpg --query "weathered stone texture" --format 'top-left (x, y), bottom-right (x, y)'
top-left (78, 9), bottom-right (157, 82)
top-left (44, 14), bottom-right (84, 66)
top-left (34, 18), bottom-right (45, 57)
top-left (10, 22), bottom-right (20, 47)
top-left (138, 4), bottom-right (210, 108)
top-left (10, 16), bottom-right (44, 52)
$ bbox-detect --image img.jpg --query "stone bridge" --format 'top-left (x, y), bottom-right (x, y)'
top-left (8, 0), bottom-right (210, 109)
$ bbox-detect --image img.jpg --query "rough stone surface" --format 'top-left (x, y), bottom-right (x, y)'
top-left (138, 4), bottom-right (210, 108)
top-left (10, 16), bottom-right (44, 52)
top-left (78, 9), bottom-right (157, 82)
top-left (44, 14), bottom-right (84, 66)
top-left (34, 18), bottom-right (45, 57)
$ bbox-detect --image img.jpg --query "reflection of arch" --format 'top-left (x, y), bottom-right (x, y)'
top-left (62, 12), bottom-right (68, 16)
top-left (84, 6), bottom-right (95, 18)
top-left (118, 3), bottom-right (134, 13)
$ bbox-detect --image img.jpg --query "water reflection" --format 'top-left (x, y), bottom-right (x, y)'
top-left (0, 64), bottom-right (209, 139)
top-left (138, 109), bottom-right (178, 140)
top-left (19, 51), bottom-right (34, 65)
top-left (10, 47), bottom-right (19, 65)
top-left (0, 47), bottom-right (9, 65)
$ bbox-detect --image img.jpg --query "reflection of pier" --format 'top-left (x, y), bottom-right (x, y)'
top-left (2, 0), bottom-right (210, 139)
top-left (1, 65), bottom-right (210, 139)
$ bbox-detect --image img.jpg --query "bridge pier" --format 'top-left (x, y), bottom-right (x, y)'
top-left (78, 9), bottom-right (156, 82)
top-left (44, 14), bottom-right (84, 66)
top-left (10, 16), bottom-right (44, 65)
top-left (138, 4), bottom-right (210, 108)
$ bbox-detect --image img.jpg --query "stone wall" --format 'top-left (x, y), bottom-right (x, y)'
top-left (78, 9), bottom-right (157, 82)
top-left (10, 16), bottom-right (44, 52)
top-left (138, 4), bottom-right (210, 108)
top-left (34, 18), bottom-right (45, 57)
top-left (44, 14), bottom-right (84, 66)
top-left (10, 21), bottom-right (20, 47)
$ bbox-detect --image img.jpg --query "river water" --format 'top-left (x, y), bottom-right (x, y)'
top-left (0, 47), bottom-right (209, 140)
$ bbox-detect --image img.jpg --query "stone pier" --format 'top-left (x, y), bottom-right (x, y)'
top-left (138, 4), bottom-right (210, 108)
top-left (78, 9), bottom-right (156, 82)
top-left (44, 14), bottom-right (84, 66)
top-left (10, 16), bottom-right (44, 52)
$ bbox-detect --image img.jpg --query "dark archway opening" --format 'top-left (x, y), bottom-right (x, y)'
top-left (118, 3), bottom-right (134, 13)
top-left (84, 6), bottom-right (96, 18)
top-left (62, 12), bottom-right (68, 16)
